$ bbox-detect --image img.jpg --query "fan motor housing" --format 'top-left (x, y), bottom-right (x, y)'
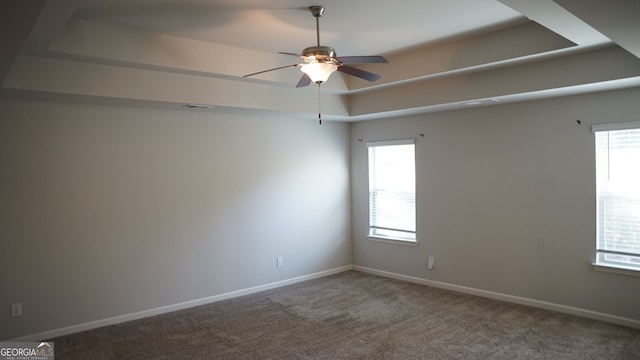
top-left (302, 46), bottom-right (336, 61)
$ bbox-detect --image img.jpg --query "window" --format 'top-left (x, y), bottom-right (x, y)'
top-left (367, 140), bottom-right (416, 243)
top-left (593, 122), bottom-right (640, 272)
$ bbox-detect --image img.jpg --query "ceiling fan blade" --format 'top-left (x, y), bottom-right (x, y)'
top-left (296, 73), bottom-right (312, 88)
top-left (243, 64), bottom-right (300, 78)
top-left (337, 65), bottom-right (381, 82)
top-left (279, 52), bottom-right (303, 57)
top-left (335, 55), bottom-right (388, 64)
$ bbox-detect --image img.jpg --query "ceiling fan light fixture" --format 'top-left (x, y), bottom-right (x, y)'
top-left (301, 62), bottom-right (338, 84)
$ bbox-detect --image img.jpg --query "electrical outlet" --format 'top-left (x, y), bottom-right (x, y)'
top-left (276, 257), bottom-right (283, 267)
top-left (11, 303), bottom-right (22, 317)
top-left (427, 256), bottom-right (435, 270)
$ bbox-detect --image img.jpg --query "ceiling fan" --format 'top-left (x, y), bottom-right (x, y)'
top-left (242, 5), bottom-right (389, 88)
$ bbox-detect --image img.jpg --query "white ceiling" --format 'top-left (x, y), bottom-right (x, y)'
top-left (72, 0), bottom-right (525, 56)
top-left (2, 0), bottom-right (640, 121)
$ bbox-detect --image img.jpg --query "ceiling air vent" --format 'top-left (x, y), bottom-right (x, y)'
top-left (182, 104), bottom-right (215, 110)
top-left (464, 99), bottom-right (499, 106)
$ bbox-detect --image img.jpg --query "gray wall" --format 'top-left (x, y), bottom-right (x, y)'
top-left (350, 87), bottom-right (640, 322)
top-left (3, 86), bottom-right (640, 340)
top-left (0, 99), bottom-right (351, 340)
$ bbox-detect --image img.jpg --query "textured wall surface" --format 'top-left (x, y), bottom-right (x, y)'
top-left (350, 87), bottom-right (640, 322)
top-left (0, 99), bottom-right (351, 340)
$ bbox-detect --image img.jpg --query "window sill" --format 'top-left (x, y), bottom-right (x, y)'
top-left (367, 236), bottom-right (417, 246)
top-left (591, 263), bottom-right (640, 277)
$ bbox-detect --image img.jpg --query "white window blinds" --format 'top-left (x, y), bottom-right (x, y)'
top-left (594, 123), bottom-right (640, 270)
top-left (367, 140), bottom-right (416, 242)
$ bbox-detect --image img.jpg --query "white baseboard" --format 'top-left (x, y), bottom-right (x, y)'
top-left (13, 264), bottom-right (638, 341)
top-left (10, 265), bottom-right (353, 342)
top-left (353, 265), bottom-right (640, 330)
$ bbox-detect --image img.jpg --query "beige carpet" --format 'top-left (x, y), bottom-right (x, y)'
top-left (51, 271), bottom-right (640, 359)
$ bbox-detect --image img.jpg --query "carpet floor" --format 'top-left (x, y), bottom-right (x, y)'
top-left (51, 271), bottom-right (640, 359)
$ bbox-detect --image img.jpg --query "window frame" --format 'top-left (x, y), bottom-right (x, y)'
top-left (591, 121), bottom-right (640, 277)
top-left (366, 139), bottom-right (417, 245)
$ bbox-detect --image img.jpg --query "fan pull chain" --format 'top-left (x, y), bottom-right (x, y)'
top-left (317, 83), bottom-right (322, 125)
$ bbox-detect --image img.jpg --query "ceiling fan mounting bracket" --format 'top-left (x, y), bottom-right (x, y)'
top-left (309, 6), bottom-right (325, 18)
